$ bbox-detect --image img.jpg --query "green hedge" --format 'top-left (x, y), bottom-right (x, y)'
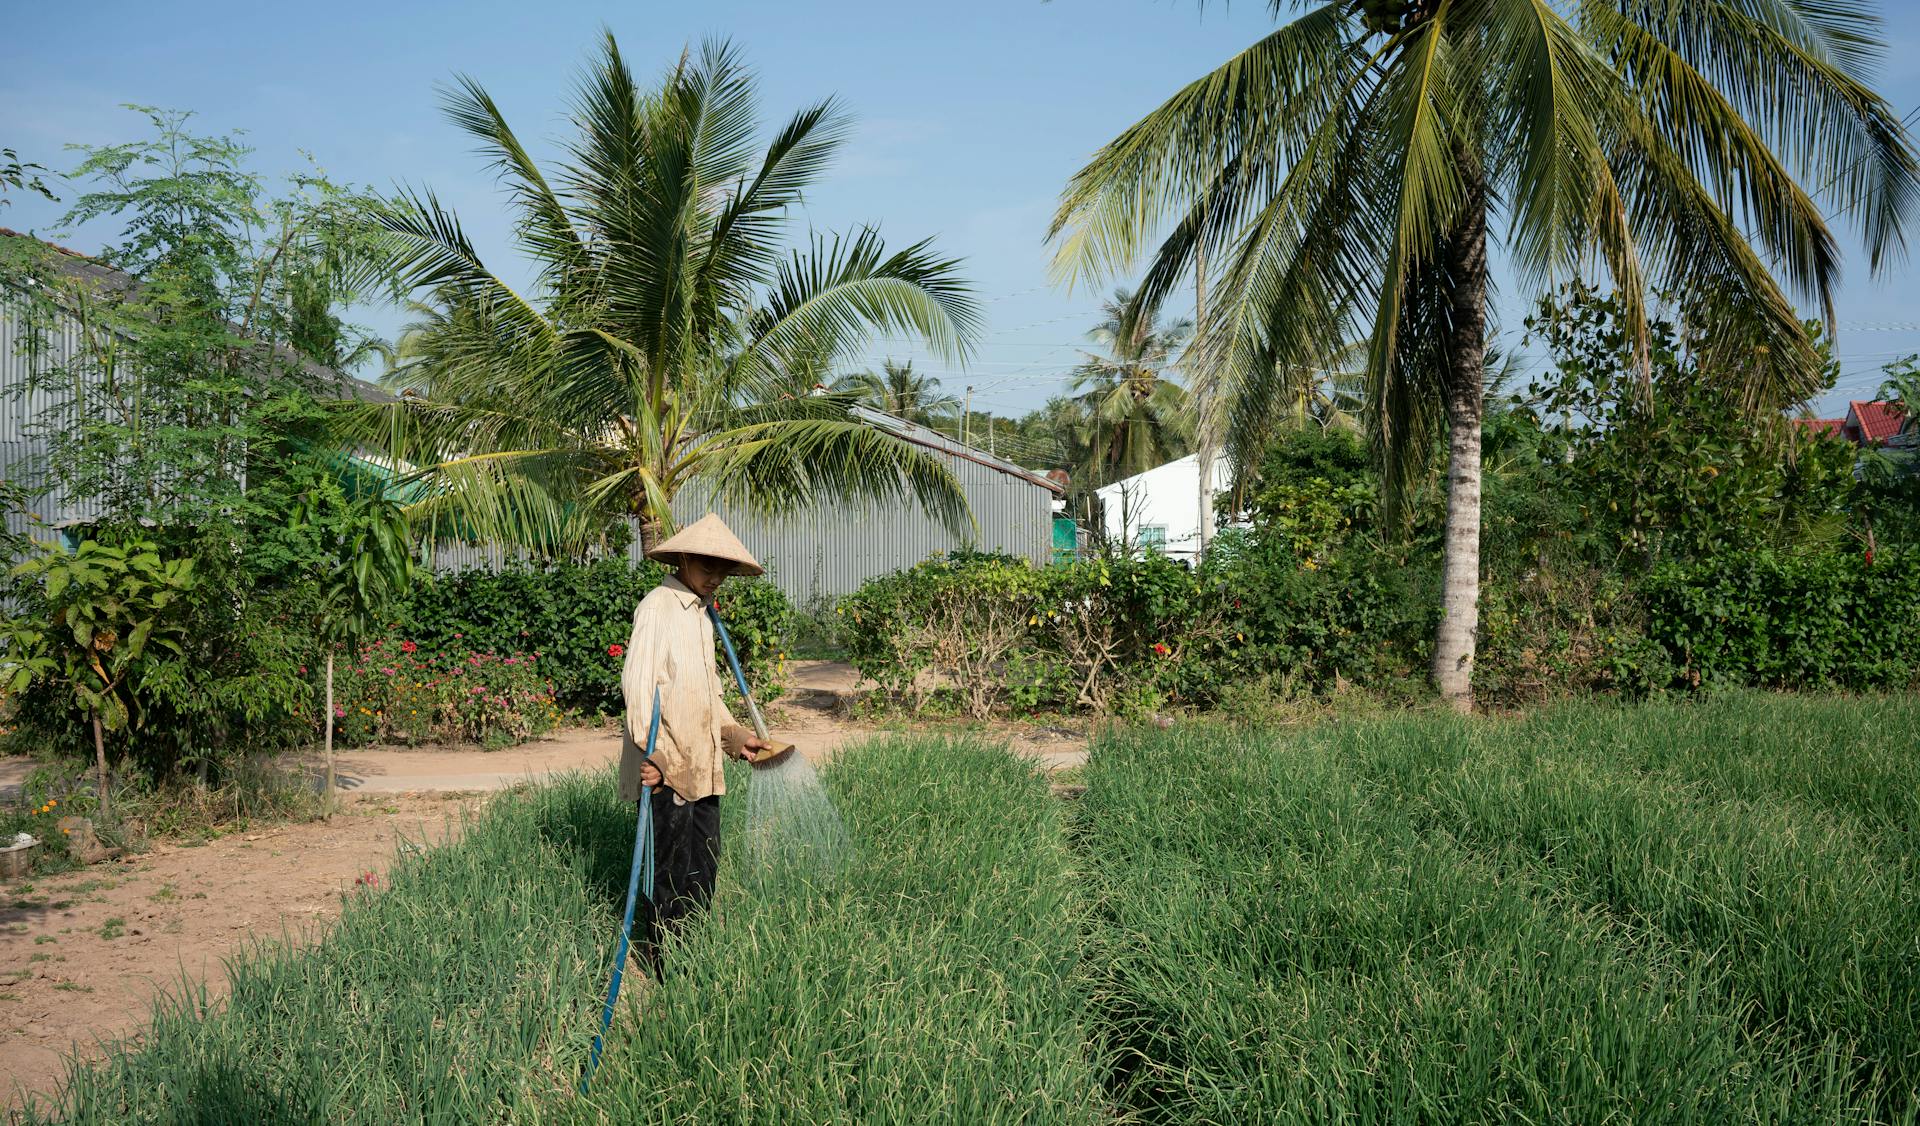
top-left (392, 559), bottom-right (794, 714)
top-left (838, 543), bottom-right (1920, 716)
top-left (1643, 547), bottom-right (1920, 691)
top-left (838, 545), bottom-right (1431, 717)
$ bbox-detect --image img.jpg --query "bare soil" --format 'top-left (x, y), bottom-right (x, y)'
top-left (0, 662), bottom-right (1088, 1112)
top-left (0, 792), bottom-right (480, 1115)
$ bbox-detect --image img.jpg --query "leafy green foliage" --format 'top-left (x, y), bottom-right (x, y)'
top-left (0, 146), bottom-right (57, 208)
top-left (329, 640), bottom-right (558, 749)
top-left (10, 108), bottom-right (395, 535)
top-left (348, 37), bottom-right (981, 558)
top-left (5, 540), bottom-right (196, 735)
top-left (838, 545), bottom-right (1419, 717)
top-left (1643, 548), bottom-right (1920, 691)
top-left (391, 561), bottom-right (793, 714)
top-left (1528, 285), bottom-right (1862, 562)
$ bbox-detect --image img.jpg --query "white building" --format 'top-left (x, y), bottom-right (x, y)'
top-left (1094, 453), bottom-right (1233, 562)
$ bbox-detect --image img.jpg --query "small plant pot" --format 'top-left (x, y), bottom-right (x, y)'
top-left (0, 841), bottom-right (37, 879)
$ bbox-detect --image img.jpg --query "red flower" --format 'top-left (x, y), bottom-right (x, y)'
top-left (400, 640), bottom-right (418, 654)
top-left (1152, 642), bottom-right (1172, 658)
top-left (1865, 548), bottom-right (1876, 567)
top-left (608, 643), bottom-right (625, 658)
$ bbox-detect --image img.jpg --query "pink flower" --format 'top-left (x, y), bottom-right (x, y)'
top-left (504, 657), bottom-right (518, 666)
top-left (335, 708), bottom-right (345, 718)
top-left (382, 667), bottom-right (396, 676)
top-left (471, 686), bottom-right (484, 695)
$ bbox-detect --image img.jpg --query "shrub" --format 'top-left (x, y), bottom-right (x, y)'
top-left (841, 551), bottom-right (1232, 717)
top-left (1642, 547), bottom-right (1920, 691)
top-left (329, 640), bottom-right (560, 749)
top-left (392, 560), bottom-right (793, 714)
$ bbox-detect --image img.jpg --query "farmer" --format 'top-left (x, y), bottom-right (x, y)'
top-left (619, 513), bottom-right (772, 946)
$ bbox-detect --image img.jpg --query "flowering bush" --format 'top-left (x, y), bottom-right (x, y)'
top-left (389, 560), bottom-right (791, 714)
top-left (329, 639), bottom-right (561, 749)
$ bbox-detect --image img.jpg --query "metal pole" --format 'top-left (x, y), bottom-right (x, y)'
top-left (962, 385), bottom-right (973, 446)
top-left (1195, 234), bottom-right (1214, 559)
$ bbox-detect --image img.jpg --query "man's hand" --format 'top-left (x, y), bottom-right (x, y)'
top-left (724, 724), bottom-right (771, 763)
top-left (639, 761), bottom-right (662, 789)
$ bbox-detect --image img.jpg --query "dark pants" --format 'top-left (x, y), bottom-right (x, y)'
top-left (638, 790), bottom-right (720, 958)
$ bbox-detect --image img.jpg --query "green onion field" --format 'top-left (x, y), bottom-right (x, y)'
top-left (25, 693), bottom-right (1920, 1124)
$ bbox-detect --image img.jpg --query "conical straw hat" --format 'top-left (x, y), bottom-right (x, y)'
top-left (647, 513), bottom-right (764, 576)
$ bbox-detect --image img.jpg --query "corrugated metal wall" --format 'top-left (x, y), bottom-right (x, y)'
top-left (0, 290), bottom-right (98, 542)
top-left (431, 453), bottom-right (1056, 607)
top-left (6, 287), bottom-right (1056, 602)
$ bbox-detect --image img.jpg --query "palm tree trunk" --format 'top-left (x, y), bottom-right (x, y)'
top-left (639, 515), bottom-right (665, 556)
top-left (1431, 164), bottom-right (1490, 713)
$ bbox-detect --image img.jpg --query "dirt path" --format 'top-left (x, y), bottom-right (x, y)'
top-left (0, 662), bottom-right (1088, 1111)
top-left (0, 793), bottom-right (479, 1115)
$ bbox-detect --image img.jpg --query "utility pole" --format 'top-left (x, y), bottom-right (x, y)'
top-left (1194, 233), bottom-right (1215, 558)
top-left (961, 384), bottom-right (974, 447)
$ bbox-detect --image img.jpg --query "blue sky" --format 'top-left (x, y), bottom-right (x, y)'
top-left (4, 0), bottom-right (1919, 430)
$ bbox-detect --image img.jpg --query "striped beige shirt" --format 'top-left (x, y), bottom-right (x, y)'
top-left (618, 576), bottom-right (743, 803)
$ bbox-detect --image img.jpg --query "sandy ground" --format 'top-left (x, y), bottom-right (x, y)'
top-left (0, 662), bottom-right (1087, 1112)
top-left (0, 793), bottom-right (480, 1116)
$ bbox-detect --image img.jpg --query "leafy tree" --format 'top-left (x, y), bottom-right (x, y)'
top-left (0, 146), bottom-right (58, 208)
top-left (1052, 1), bottom-right (1918, 710)
top-left (832, 359), bottom-right (960, 429)
top-left (3, 540), bottom-right (196, 815)
top-left (1070, 287), bottom-right (1193, 486)
top-left (349, 37), bottom-right (982, 556)
top-left (1876, 354), bottom-right (1917, 437)
top-left (0, 110), bottom-right (395, 790)
top-left (1528, 284), bottom-right (1860, 561)
top-left (8, 107), bottom-right (395, 532)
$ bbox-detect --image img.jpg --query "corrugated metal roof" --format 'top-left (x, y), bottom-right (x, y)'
top-left (0, 228), bottom-right (393, 405)
top-left (852, 405), bottom-right (1064, 493)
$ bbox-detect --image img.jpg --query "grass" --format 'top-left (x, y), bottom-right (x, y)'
top-left (1076, 691), bottom-right (1920, 1124)
top-left (28, 738), bottom-right (1099, 1124)
top-left (566, 738), bottom-right (1101, 1123)
top-left (22, 693), bottom-right (1919, 1124)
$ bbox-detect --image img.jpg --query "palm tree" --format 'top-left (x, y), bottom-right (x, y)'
top-left (1877, 356), bottom-right (1918, 439)
top-left (832, 359), bottom-right (960, 429)
top-left (348, 36), bottom-right (982, 555)
top-left (1072, 287), bottom-right (1194, 485)
top-left (1052, 1), bottom-right (1918, 710)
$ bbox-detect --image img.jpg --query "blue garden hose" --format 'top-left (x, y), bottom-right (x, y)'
top-left (709, 605), bottom-right (766, 735)
top-left (580, 685), bottom-right (659, 1094)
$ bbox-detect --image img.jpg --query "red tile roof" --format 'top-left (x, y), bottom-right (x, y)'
top-left (1792, 417), bottom-right (1845, 437)
top-left (1845, 400), bottom-right (1908, 445)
